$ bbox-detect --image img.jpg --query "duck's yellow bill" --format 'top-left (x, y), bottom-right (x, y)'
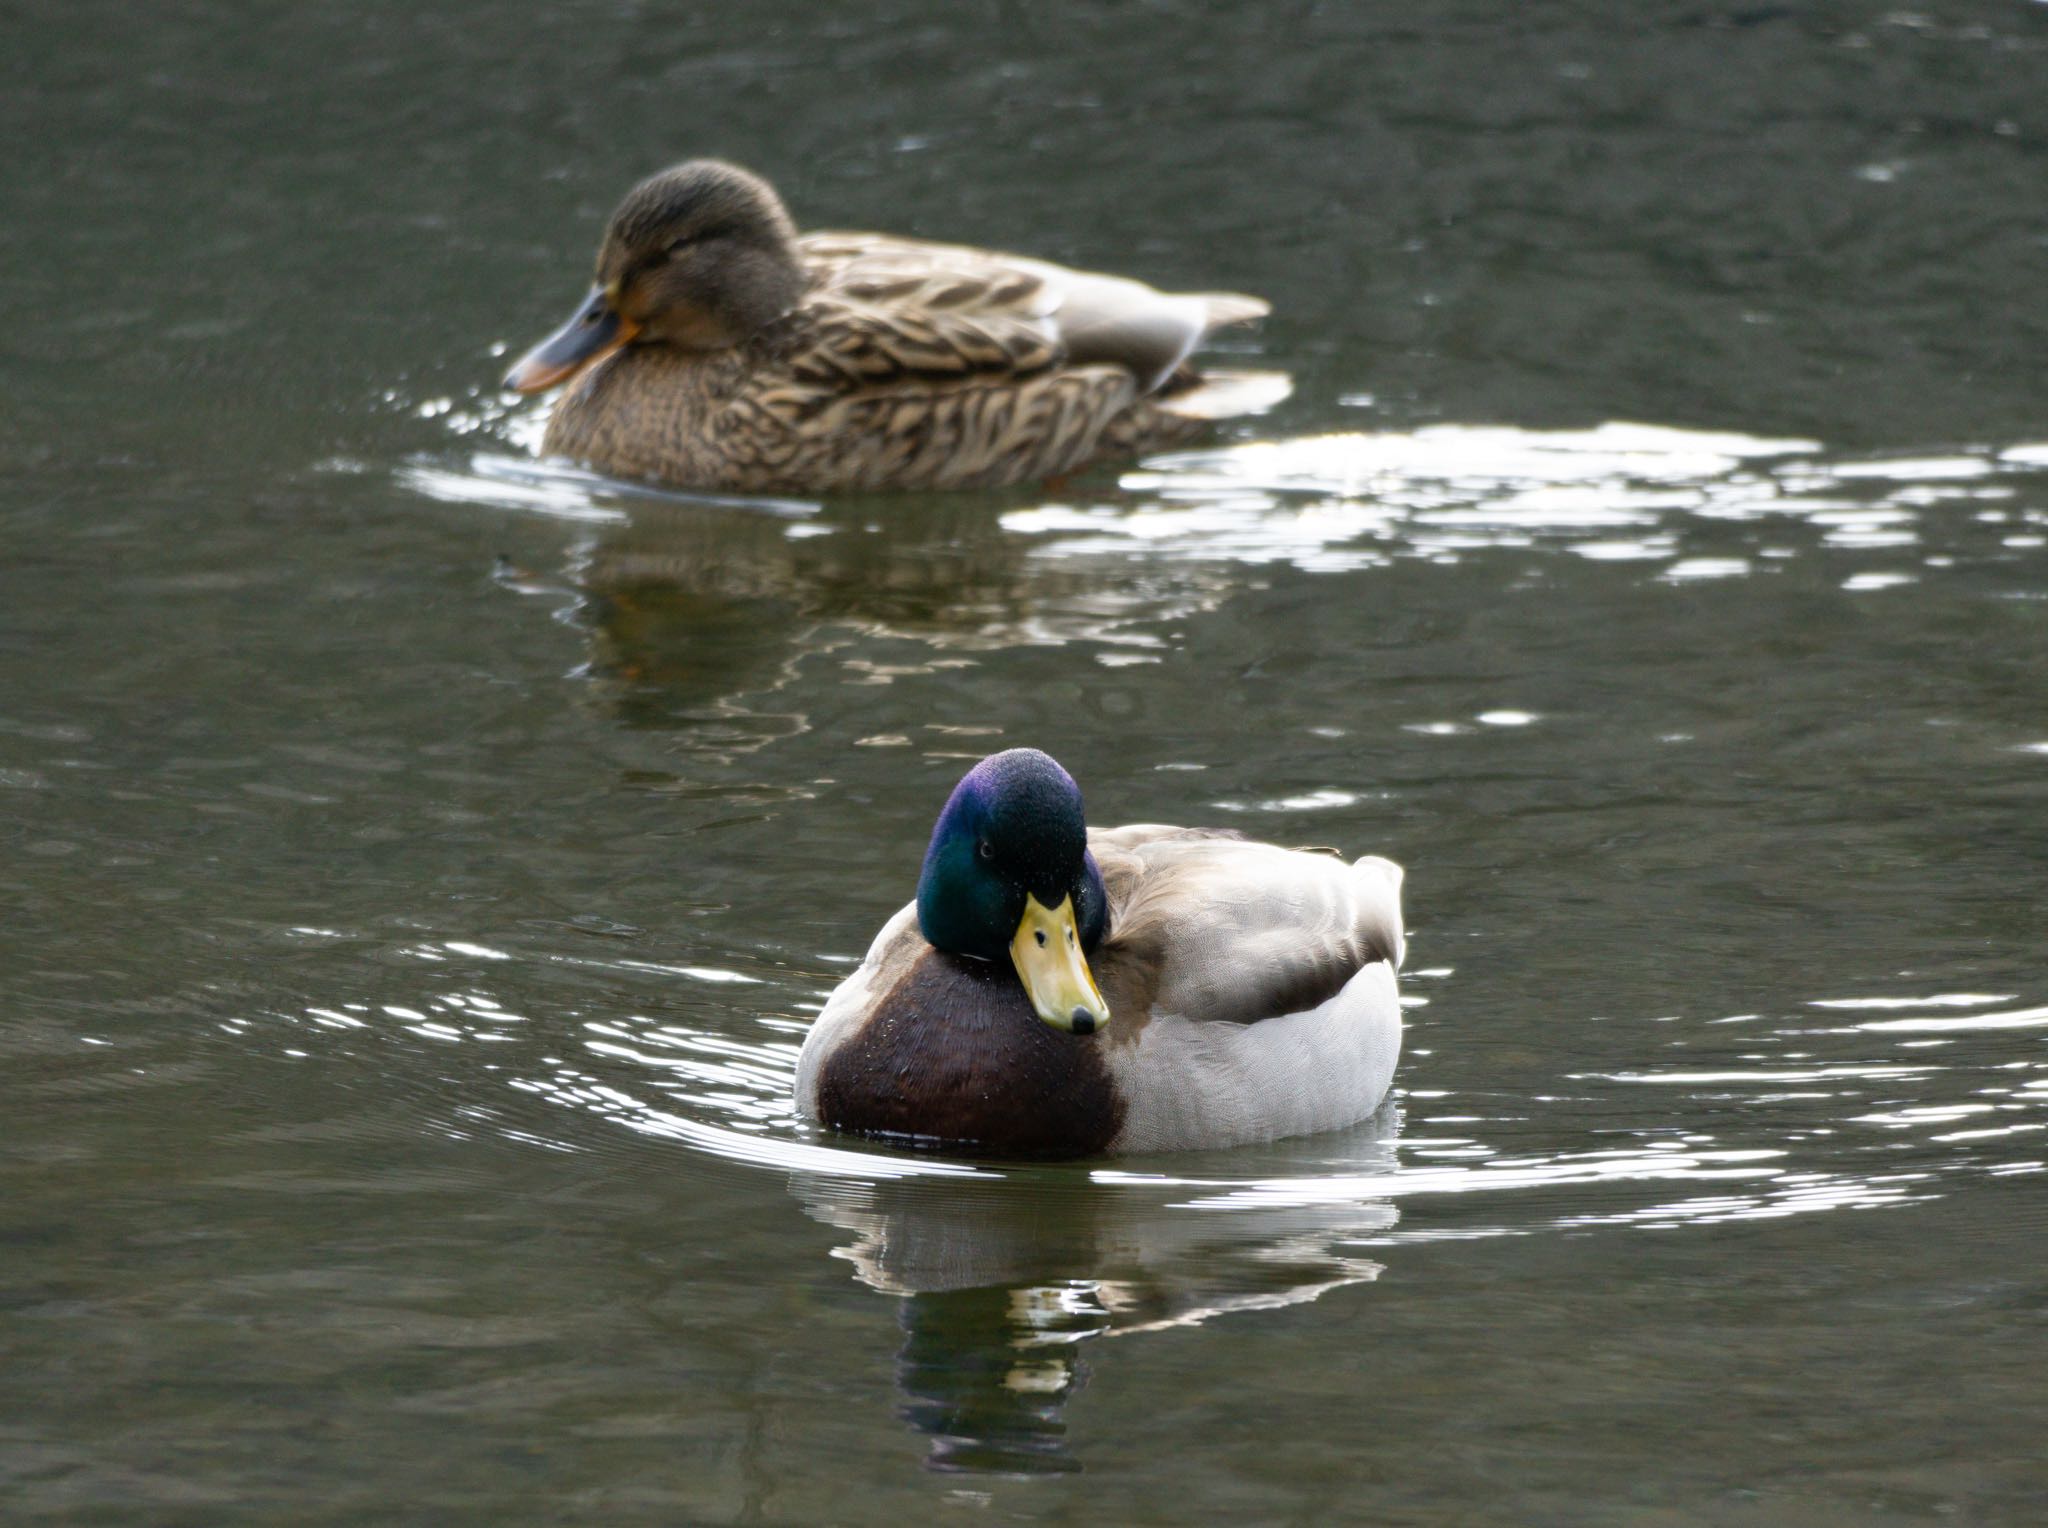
top-left (1009, 894), bottom-right (1109, 1036)
top-left (503, 287), bottom-right (637, 393)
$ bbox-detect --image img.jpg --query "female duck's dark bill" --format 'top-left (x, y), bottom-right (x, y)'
top-left (503, 288), bottom-right (635, 393)
top-left (1010, 893), bottom-right (1110, 1034)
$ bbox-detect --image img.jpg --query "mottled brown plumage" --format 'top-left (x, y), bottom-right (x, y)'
top-left (505, 161), bottom-right (1290, 493)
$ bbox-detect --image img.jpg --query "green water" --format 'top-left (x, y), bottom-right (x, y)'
top-left (5, 2), bottom-right (2048, 1521)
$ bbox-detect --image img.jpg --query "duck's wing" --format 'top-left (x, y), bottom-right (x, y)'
top-left (800, 232), bottom-right (1268, 392)
top-left (1088, 826), bottom-right (1404, 1028)
top-left (757, 308), bottom-right (1135, 490)
top-left (779, 293), bottom-right (1065, 392)
top-left (744, 242), bottom-right (1143, 488)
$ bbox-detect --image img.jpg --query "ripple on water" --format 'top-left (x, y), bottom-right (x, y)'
top-left (263, 939), bottom-right (2048, 1263)
top-left (250, 940), bottom-right (2047, 1475)
top-left (395, 398), bottom-right (2048, 659)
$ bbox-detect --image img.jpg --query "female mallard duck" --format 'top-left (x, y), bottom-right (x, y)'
top-left (504, 160), bottom-right (1289, 493)
top-left (794, 749), bottom-right (1406, 1157)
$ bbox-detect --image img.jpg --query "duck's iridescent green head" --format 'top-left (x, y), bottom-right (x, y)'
top-left (915, 749), bottom-right (1110, 1035)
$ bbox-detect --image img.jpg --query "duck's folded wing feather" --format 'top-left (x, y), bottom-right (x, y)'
top-left (800, 232), bottom-right (1267, 393)
top-left (784, 297), bottom-right (1063, 390)
top-left (1090, 827), bottom-right (1404, 1027)
top-left (802, 233), bottom-right (1062, 320)
top-left (760, 305), bottom-right (1135, 489)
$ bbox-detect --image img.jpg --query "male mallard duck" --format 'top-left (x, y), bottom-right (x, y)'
top-left (794, 749), bottom-right (1405, 1157)
top-left (504, 160), bottom-right (1289, 493)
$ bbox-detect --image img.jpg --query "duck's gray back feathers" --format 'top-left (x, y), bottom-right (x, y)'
top-left (1091, 825), bottom-right (1403, 1027)
top-left (1088, 825), bottom-right (1406, 1154)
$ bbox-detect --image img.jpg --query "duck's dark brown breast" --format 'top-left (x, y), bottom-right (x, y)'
top-left (814, 949), bottom-right (1124, 1158)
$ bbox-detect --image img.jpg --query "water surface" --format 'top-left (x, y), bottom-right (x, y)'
top-left (5, 2), bottom-right (2048, 1521)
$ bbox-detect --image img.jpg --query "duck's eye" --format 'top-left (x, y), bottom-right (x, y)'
top-left (1034, 929), bottom-right (1047, 948)
top-left (976, 841), bottom-right (994, 862)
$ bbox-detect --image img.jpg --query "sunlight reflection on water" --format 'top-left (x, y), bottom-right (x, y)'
top-left (399, 410), bottom-right (2048, 633)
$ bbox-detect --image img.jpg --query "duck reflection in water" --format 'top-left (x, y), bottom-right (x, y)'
top-left (521, 484), bottom-right (1240, 753)
top-left (788, 1114), bottom-right (1400, 1475)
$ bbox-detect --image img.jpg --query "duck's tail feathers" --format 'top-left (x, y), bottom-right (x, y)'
top-left (1153, 368), bottom-right (1294, 421)
top-left (1348, 855), bottom-right (1407, 971)
top-left (1192, 292), bottom-right (1271, 332)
